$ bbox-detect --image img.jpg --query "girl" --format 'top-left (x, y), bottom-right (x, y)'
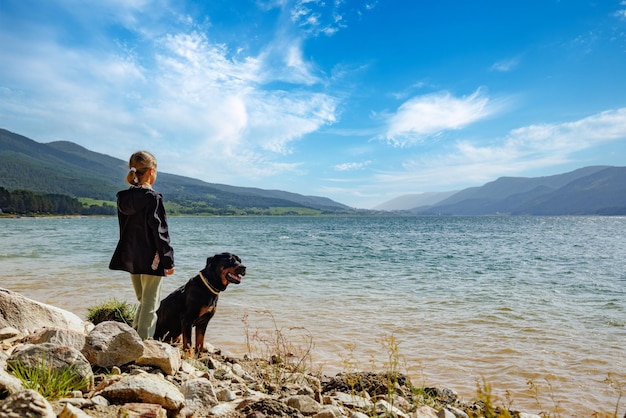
top-left (109, 150), bottom-right (175, 339)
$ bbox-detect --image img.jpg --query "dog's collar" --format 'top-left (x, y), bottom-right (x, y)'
top-left (199, 272), bottom-right (221, 295)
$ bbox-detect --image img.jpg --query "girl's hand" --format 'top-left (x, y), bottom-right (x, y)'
top-left (165, 268), bottom-right (175, 276)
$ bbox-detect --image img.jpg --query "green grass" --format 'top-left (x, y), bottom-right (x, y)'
top-left (86, 298), bottom-right (137, 326)
top-left (8, 357), bottom-right (90, 400)
top-left (78, 197), bottom-right (115, 207)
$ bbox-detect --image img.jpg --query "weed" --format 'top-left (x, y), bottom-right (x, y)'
top-left (339, 343), bottom-right (366, 396)
top-left (469, 377), bottom-right (513, 418)
top-left (411, 386), bottom-right (441, 409)
top-left (527, 376), bottom-right (562, 418)
top-left (86, 298), bottom-right (137, 326)
top-left (8, 355), bottom-right (90, 400)
top-left (336, 334), bottom-right (421, 417)
top-left (242, 311), bottom-right (316, 388)
top-left (375, 334), bottom-right (404, 412)
top-left (593, 373), bottom-right (624, 418)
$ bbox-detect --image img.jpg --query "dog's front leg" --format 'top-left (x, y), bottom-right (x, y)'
top-left (181, 316), bottom-right (195, 355)
top-left (194, 316), bottom-right (210, 354)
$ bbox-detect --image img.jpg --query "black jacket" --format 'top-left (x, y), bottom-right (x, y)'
top-left (109, 186), bottom-right (174, 276)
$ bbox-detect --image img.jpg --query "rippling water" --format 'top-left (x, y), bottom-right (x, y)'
top-left (1, 215), bottom-right (625, 416)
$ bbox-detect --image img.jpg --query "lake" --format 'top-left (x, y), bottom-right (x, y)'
top-left (1, 215), bottom-right (624, 416)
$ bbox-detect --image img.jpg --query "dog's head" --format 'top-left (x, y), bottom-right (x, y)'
top-left (205, 252), bottom-right (246, 288)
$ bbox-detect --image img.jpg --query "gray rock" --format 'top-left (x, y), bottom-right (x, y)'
top-left (209, 402), bottom-right (238, 417)
top-left (313, 405), bottom-right (345, 418)
top-left (0, 389), bottom-right (56, 417)
top-left (95, 371), bottom-right (185, 411)
top-left (82, 321), bottom-right (144, 368)
top-left (0, 368), bottom-right (24, 395)
top-left (136, 339), bottom-right (181, 375)
top-left (119, 403), bottom-right (167, 418)
top-left (180, 358), bottom-right (201, 375)
top-left (58, 402), bottom-right (93, 418)
top-left (425, 386), bottom-right (458, 404)
top-left (232, 361), bottom-right (256, 382)
top-left (388, 394), bottom-right (412, 413)
top-left (375, 399), bottom-right (410, 418)
top-left (181, 377), bottom-right (218, 414)
top-left (415, 405), bottom-right (440, 418)
top-left (0, 288), bottom-right (91, 334)
top-left (286, 394), bottom-right (323, 415)
top-left (238, 398), bottom-right (304, 417)
top-left (0, 349), bottom-right (24, 395)
top-left (89, 395), bottom-right (110, 407)
top-left (7, 342), bottom-right (94, 391)
top-left (446, 406), bottom-right (469, 418)
top-left (0, 326), bottom-right (20, 340)
top-left (438, 407), bottom-right (458, 418)
top-left (25, 328), bottom-right (87, 352)
top-left (216, 387), bottom-right (237, 402)
top-left (330, 392), bottom-right (373, 410)
top-left (57, 397), bottom-right (92, 408)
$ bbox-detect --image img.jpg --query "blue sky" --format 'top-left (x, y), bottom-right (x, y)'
top-left (1, 1), bottom-right (626, 209)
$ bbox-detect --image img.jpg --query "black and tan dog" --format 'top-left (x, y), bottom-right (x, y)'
top-left (154, 252), bottom-right (246, 354)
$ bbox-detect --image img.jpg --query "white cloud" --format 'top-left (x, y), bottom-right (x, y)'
top-left (490, 56), bottom-right (520, 72)
top-left (288, 0), bottom-right (374, 37)
top-left (309, 108), bottom-right (626, 208)
top-left (136, 30), bottom-right (339, 178)
top-left (334, 161), bottom-right (371, 171)
top-left (381, 89), bottom-right (503, 146)
top-left (257, 37), bottom-right (320, 85)
top-left (615, 1), bottom-right (626, 19)
top-left (0, 11), bottom-right (339, 185)
top-left (383, 107), bottom-right (626, 188)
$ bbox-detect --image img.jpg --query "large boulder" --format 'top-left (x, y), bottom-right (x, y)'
top-left (82, 321), bottom-right (144, 368)
top-left (0, 288), bottom-right (91, 334)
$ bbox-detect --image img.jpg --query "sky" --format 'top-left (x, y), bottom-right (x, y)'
top-left (1, 1), bottom-right (626, 209)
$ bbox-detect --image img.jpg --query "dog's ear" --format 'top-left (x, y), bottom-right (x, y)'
top-left (206, 256), bottom-right (214, 267)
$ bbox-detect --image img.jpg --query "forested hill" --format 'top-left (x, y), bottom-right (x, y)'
top-left (0, 129), bottom-right (351, 215)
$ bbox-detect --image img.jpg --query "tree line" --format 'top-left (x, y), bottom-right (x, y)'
top-left (0, 186), bottom-right (330, 217)
top-left (0, 187), bottom-right (115, 215)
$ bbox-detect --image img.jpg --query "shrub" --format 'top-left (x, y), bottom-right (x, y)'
top-left (86, 298), bottom-right (136, 326)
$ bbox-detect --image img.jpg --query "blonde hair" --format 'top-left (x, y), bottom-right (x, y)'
top-left (126, 151), bottom-right (157, 185)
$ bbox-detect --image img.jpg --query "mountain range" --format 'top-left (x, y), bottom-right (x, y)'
top-left (0, 129), bottom-right (350, 214)
top-left (2, 128), bottom-right (625, 216)
top-left (377, 165), bottom-right (626, 215)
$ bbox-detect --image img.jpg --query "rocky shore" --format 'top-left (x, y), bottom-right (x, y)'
top-left (0, 288), bottom-right (551, 417)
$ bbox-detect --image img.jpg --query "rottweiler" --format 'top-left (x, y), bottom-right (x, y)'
top-left (153, 252), bottom-right (246, 353)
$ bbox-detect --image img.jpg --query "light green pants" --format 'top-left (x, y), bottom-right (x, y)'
top-left (130, 273), bottom-right (163, 339)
